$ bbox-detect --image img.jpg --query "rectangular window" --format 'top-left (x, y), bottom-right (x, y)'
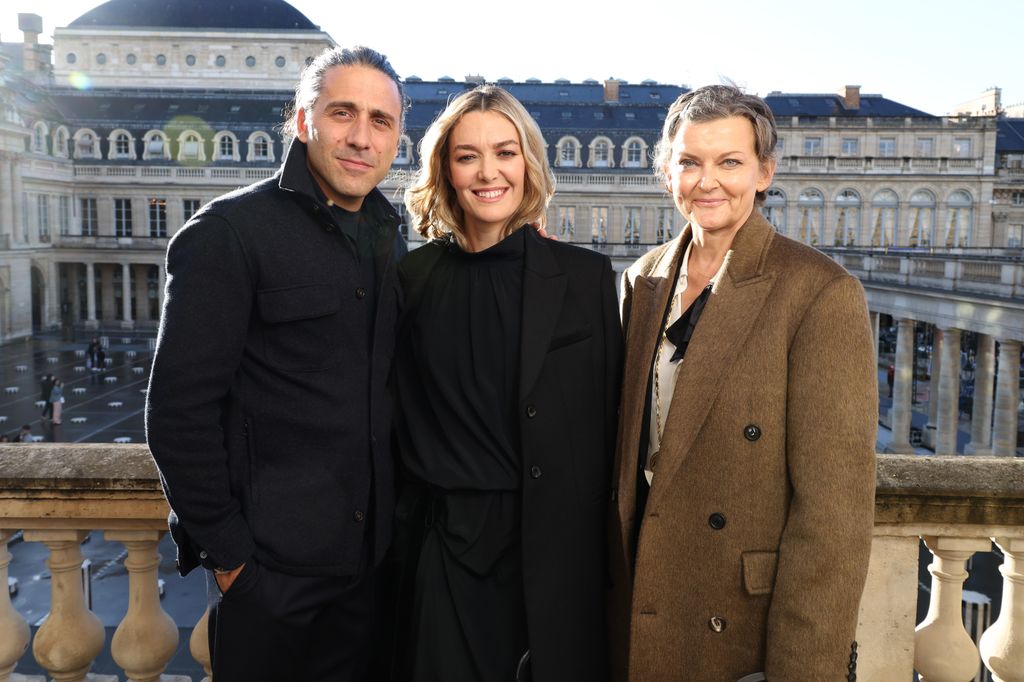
top-left (624, 207), bottom-right (641, 244)
top-left (841, 138), bottom-right (860, 156)
top-left (591, 206), bottom-right (608, 244)
top-left (1008, 224), bottom-right (1023, 249)
top-left (916, 137), bottom-right (934, 156)
top-left (114, 198), bottom-right (133, 238)
top-left (878, 138), bottom-right (897, 157)
top-left (953, 138), bottom-right (972, 157)
top-left (1012, 192), bottom-right (1024, 207)
top-left (219, 136), bottom-right (234, 158)
top-left (657, 208), bottom-right (674, 244)
top-left (37, 195), bottom-right (50, 241)
top-left (557, 206), bottom-right (575, 240)
top-left (59, 196), bottom-right (71, 236)
top-left (183, 198), bottom-right (201, 221)
top-left (776, 137), bottom-right (785, 157)
top-left (803, 137), bottom-right (822, 156)
top-left (80, 198), bottom-right (98, 236)
top-left (148, 198), bottom-right (167, 237)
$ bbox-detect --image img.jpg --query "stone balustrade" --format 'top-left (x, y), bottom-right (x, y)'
top-left (0, 445), bottom-right (1021, 681)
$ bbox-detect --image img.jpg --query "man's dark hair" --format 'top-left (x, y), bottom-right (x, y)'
top-left (281, 46), bottom-right (407, 138)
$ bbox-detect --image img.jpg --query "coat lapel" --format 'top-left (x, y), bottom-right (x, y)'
top-left (647, 213), bottom-right (777, 503)
top-left (519, 229), bottom-right (567, 403)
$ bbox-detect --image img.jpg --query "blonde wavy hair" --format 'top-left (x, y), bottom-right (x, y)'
top-left (405, 85), bottom-right (554, 247)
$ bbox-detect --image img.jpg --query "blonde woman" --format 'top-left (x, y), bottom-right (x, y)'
top-left (388, 85), bottom-right (621, 682)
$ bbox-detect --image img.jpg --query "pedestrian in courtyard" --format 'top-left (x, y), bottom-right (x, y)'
top-left (608, 84), bottom-right (877, 681)
top-left (12, 424), bottom-right (32, 443)
top-left (49, 379), bottom-right (65, 426)
top-left (387, 85), bottom-right (621, 682)
top-left (40, 373), bottom-right (55, 419)
top-left (86, 338), bottom-right (100, 370)
top-left (147, 45), bottom-right (407, 682)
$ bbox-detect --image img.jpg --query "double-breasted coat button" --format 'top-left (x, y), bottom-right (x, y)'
top-left (525, 405), bottom-right (537, 418)
top-left (353, 510), bottom-right (365, 522)
top-left (199, 550), bottom-right (208, 560)
top-left (355, 287), bottom-right (367, 299)
top-left (743, 424), bottom-right (762, 441)
top-left (530, 465), bottom-right (542, 479)
top-left (709, 616), bottom-right (726, 632)
top-left (708, 513), bottom-right (726, 530)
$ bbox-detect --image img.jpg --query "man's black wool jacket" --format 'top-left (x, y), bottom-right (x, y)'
top-left (146, 138), bottom-right (404, 578)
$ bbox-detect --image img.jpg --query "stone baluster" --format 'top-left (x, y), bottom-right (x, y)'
top-left (980, 537), bottom-right (1024, 682)
top-left (0, 531), bottom-right (30, 681)
top-left (23, 530), bottom-right (104, 682)
top-left (105, 530), bottom-right (178, 682)
top-left (190, 608), bottom-right (212, 682)
top-left (915, 536), bottom-right (991, 682)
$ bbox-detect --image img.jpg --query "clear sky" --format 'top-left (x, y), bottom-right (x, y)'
top-left (1, 0), bottom-right (1020, 116)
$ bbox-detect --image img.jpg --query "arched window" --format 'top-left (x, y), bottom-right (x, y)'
top-left (177, 131), bottom-right (205, 161)
top-left (556, 136), bottom-right (580, 168)
top-left (622, 136), bottom-right (647, 168)
top-left (108, 129), bottom-right (135, 159)
top-left (395, 135), bottom-right (413, 165)
top-left (588, 136), bottom-right (613, 168)
top-left (53, 127), bottom-right (69, 158)
top-left (762, 188), bottom-right (786, 233)
top-left (797, 189), bottom-right (824, 245)
top-left (214, 132), bottom-right (238, 161)
top-left (32, 122), bottom-right (48, 154)
top-left (871, 190), bottom-right (899, 247)
top-left (74, 129), bottom-right (99, 159)
top-left (247, 132), bottom-right (274, 162)
top-left (945, 190), bottom-right (973, 247)
top-left (908, 190), bottom-right (936, 247)
top-left (834, 189), bottom-right (861, 246)
top-left (142, 130), bottom-right (170, 160)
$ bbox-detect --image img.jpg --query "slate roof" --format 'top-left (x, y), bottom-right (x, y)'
top-left (763, 93), bottom-right (933, 118)
top-left (68, 0), bottom-right (319, 31)
top-left (997, 118), bottom-right (1024, 154)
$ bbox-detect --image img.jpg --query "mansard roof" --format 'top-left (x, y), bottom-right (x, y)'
top-left (68, 0), bottom-right (319, 31)
top-left (763, 93), bottom-right (933, 118)
top-left (997, 118), bottom-right (1024, 153)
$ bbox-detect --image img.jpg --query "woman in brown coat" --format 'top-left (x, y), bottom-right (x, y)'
top-left (608, 85), bottom-right (877, 681)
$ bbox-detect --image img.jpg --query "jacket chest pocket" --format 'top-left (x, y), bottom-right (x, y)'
top-left (257, 283), bottom-right (343, 371)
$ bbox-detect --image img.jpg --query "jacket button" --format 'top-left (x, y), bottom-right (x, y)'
top-left (743, 424), bottom-right (761, 441)
top-left (610, 488), bottom-right (618, 502)
top-left (353, 510), bottom-right (365, 522)
top-left (530, 465), bottom-right (542, 479)
top-left (199, 550), bottom-right (208, 560)
top-left (525, 405), bottom-right (537, 418)
top-left (708, 513), bottom-right (726, 530)
top-left (355, 287), bottom-right (366, 299)
top-left (709, 616), bottom-right (727, 632)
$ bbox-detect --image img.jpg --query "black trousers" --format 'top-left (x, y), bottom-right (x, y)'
top-left (209, 561), bottom-right (375, 681)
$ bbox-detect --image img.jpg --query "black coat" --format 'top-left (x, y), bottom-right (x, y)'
top-left (395, 228), bottom-right (623, 681)
top-left (146, 139), bottom-right (403, 577)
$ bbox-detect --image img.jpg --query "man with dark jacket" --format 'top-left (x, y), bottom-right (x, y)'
top-left (146, 45), bottom-right (406, 680)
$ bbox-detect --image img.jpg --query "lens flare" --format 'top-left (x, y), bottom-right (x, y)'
top-left (68, 72), bottom-right (92, 90)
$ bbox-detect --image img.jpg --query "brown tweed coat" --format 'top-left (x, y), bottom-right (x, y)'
top-left (608, 211), bottom-right (877, 682)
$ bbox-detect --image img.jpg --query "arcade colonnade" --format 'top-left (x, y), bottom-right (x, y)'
top-left (58, 260), bottom-right (165, 329)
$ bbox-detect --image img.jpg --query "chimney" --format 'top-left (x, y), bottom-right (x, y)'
top-left (604, 78), bottom-right (620, 103)
top-left (19, 14), bottom-right (42, 74)
top-left (465, 74), bottom-right (485, 86)
top-left (839, 85), bottom-right (861, 110)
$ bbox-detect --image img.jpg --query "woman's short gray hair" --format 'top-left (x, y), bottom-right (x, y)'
top-left (653, 84), bottom-right (777, 202)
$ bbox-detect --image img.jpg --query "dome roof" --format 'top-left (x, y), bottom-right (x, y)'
top-left (69, 0), bottom-right (319, 31)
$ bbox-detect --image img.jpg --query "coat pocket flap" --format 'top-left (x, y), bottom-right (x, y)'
top-left (742, 550), bottom-right (778, 596)
top-left (257, 284), bottom-right (339, 324)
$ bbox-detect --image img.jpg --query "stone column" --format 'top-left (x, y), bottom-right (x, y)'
top-left (967, 333), bottom-right (995, 455)
top-left (47, 258), bottom-right (60, 329)
top-left (69, 263), bottom-right (83, 324)
top-left (133, 264), bottom-right (150, 323)
top-left (0, 154), bottom-right (13, 246)
top-left (24, 529), bottom-right (105, 682)
top-left (888, 318), bottom-right (916, 453)
top-left (924, 329), bottom-right (942, 449)
top-left (106, 530), bottom-right (178, 682)
top-left (934, 328), bottom-right (961, 455)
top-left (993, 339), bottom-right (1022, 457)
top-left (85, 262), bottom-right (97, 328)
top-left (915, 536), bottom-right (991, 682)
top-left (11, 158), bottom-right (22, 244)
top-left (0, 531), bottom-right (30, 679)
top-left (870, 311), bottom-right (880, 370)
top-left (121, 262), bottom-right (133, 328)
